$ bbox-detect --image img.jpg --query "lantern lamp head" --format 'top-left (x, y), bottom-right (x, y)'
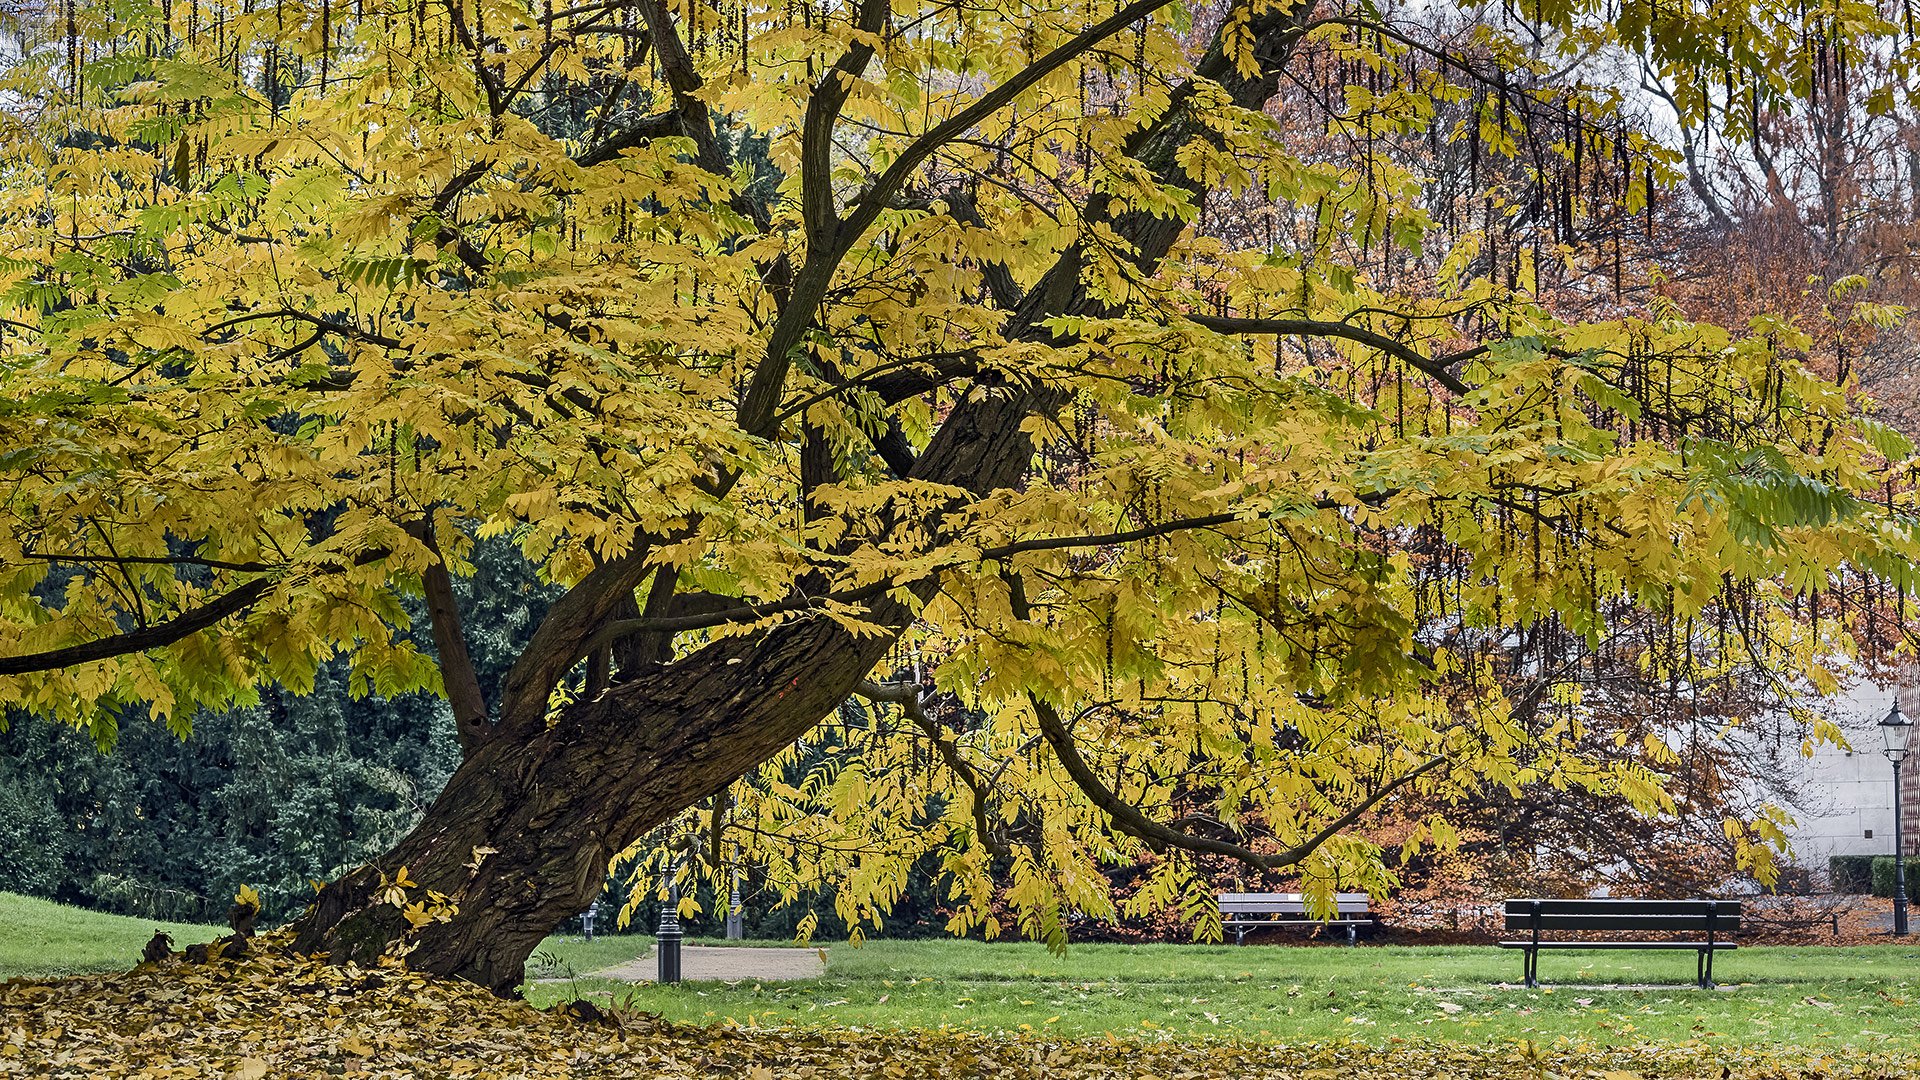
top-left (1882, 697), bottom-right (1912, 764)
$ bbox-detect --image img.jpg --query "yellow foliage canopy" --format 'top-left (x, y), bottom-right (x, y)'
top-left (0, 0), bottom-right (1914, 946)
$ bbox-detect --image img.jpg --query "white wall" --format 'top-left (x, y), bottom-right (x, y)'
top-left (1782, 680), bottom-right (1913, 868)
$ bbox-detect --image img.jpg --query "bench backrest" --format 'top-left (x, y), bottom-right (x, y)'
top-left (1502, 898), bottom-right (1742, 933)
top-left (1219, 892), bottom-right (1371, 916)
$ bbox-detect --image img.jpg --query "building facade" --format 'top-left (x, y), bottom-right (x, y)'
top-left (1783, 681), bottom-right (1920, 870)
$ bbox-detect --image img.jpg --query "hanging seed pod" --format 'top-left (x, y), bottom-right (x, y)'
top-left (1644, 163), bottom-right (1655, 240)
top-left (1468, 93), bottom-right (1481, 190)
top-left (1104, 607), bottom-right (1115, 701)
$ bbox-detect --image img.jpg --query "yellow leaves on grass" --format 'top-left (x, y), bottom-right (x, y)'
top-left (2, 945), bottom-right (1917, 1078)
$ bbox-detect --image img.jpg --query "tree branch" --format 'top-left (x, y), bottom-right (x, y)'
top-left (843, 0), bottom-right (1177, 248)
top-left (944, 187), bottom-right (1026, 311)
top-left (22, 551), bottom-right (274, 573)
top-left (856, 679), bottom-right (1009, 860)
top-left (801, 0), bottom-right (892, 250)
top-left (578, 491), bottom-right (1397, 643)
top-left (0, 578), bottom-right (274, 676)
top-left (635, 0), bottom-right (731, 177)
top-left (775, 350), bottom-right (981, 421)
top-left (573, 111), bottom-right (682, 168)
top-left (412, 520), bottom-right (491, 755)
top-left (203, 310), bottom-right (403, 350)
top-left (737, 0), bottom-right (1176, 442)
top-left (1031, 694), bottom-right (1447, 876)
top-left (1187, 315), bottom-right (1473, 395)
top-left (495, 549), bottom-right (658, 733)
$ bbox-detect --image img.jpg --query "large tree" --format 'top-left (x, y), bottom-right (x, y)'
top-left (1, 0), bottom-right (1914, 991)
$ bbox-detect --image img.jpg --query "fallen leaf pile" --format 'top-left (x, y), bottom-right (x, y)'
top-left (0, 938), bottom-right (1914, 1078)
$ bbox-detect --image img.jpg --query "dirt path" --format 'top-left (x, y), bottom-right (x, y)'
top-left (590, 944), bottom-right (827, 983)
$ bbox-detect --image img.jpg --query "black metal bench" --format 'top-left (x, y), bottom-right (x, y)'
top-left (1218, 892), bottom-right (1374, 945)
top-left (1499, 898), bottom-right (1741, 989)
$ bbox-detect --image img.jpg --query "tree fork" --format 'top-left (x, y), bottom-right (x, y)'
top-left (287, 383), bottom-right (1058, 992)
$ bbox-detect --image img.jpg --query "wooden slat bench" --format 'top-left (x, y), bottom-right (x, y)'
top-left (1500, 898), bottom-right (1741, 989)
top-left (1218, 892), bottom-right (1374, 945)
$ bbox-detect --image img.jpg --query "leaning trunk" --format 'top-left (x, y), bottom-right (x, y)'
top-left (289, 618), bottom-right (890, 993)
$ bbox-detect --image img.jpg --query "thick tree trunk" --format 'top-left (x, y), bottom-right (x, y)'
top-left (288, 615), bottom-right (892, 993)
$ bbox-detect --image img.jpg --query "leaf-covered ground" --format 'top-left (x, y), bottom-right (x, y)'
top-left (3, 938), bottom-right (1918, 1078)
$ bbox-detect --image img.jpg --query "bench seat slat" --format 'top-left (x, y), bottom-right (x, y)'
top-left (1498, 940), bottom-right (1740, 950)
top-left (1221, 899), bottom-right (1374, 907)
top-left (1503, 899), bottom-right (1741, 916)
top-left (1221, 910), bottom-right (1374, 922)
top-left (1501, 915), bottom-right (1741, 932)
top-left (1221, 892), bottom-right (1370, 902)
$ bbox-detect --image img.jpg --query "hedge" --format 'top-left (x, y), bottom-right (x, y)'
top-left (1830, 854), bottom-right (1877, 894)
top-left (1870, 855), bottom-right (1920, 898)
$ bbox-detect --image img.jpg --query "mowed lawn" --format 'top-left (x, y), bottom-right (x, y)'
top-left (527, 936), bottom-right (1920, 1050)
top-left (6, 892), bottom-right (1916, 1054)
top-left (0, 892), bottom-right (221, 979)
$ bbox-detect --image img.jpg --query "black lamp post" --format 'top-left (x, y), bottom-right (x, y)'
top-left (1882, 697), bottom-right (1912, 937)
top-left (656, 858), bottom-right (683, 984)
top-left (726, 865), bottom-right (744, 941)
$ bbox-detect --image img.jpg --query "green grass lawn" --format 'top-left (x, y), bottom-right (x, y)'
top-left (9, 891), bottom-right (1916, 1056)
top-left (0, 891), bottom-right (221, 979)
top-left (528, 937), bottom-right (1920, 1051)
top-left (526, 932), bottom-right (659, 977)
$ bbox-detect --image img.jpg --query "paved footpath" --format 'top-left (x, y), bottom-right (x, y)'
top-left (591, 944), bottom-right (827, 983)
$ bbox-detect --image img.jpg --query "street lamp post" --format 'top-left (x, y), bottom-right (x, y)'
top-left (1882, 698), bottom-right (1912, 937)
top-left (726, 867), bottom-right (743, 941)
top-left (656, 859), bottom-right (683, 984)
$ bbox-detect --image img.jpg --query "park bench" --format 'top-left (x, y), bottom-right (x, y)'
top-left (1218, 892), bottom-right (1374, 945)
top-left (1500, 898), bottom-right (1741, 989)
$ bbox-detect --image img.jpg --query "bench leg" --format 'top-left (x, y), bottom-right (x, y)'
top-left (1698, 948), bottom-right (1715, 990)
top-left (1346, 924), bottom-right (1357, 947)
top-left (1234, 926), bottom-right (1245, 946)
top-left (1523, 948), bottom-right (1537, 989)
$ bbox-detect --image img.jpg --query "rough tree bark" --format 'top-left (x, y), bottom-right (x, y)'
top-left (286, 3), bottom-right (1315, 993)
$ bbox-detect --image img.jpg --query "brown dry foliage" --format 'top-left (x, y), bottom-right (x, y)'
top-left (3, 934), bottom-right (1919, 1077)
